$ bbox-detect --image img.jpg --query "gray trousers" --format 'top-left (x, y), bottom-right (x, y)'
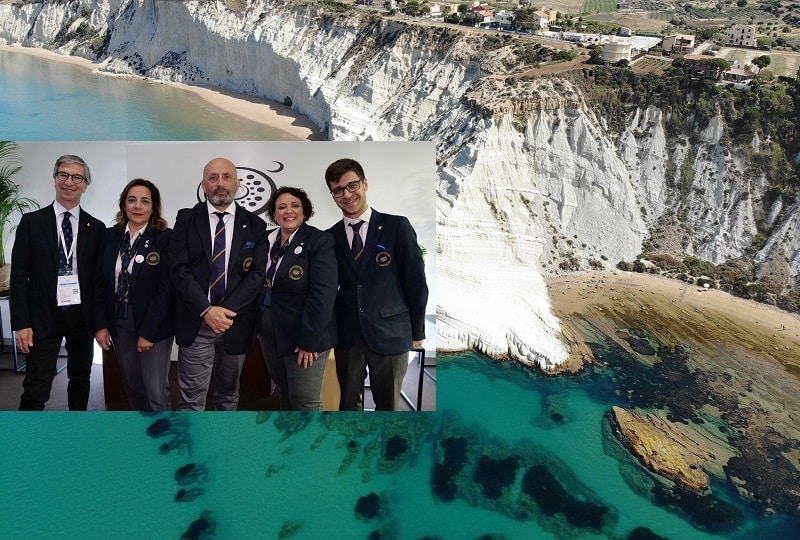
top-left (257, 309), bottom-right (329, 411)
top-left (335, 335), bottom-right (409, 411)
top-left (112, 311), bottom-right (173, 411)
top-left (177, 324), bottom-right (246, 411)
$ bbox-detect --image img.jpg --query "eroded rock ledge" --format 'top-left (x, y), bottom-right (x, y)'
top-left (611, 406), bottom-right (710, 492)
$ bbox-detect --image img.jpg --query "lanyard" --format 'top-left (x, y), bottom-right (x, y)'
top-left (57, 216), bottom-right (76, 267)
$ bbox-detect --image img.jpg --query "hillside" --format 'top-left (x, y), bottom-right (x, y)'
top-left (0, 0), bottom-right (798, 365)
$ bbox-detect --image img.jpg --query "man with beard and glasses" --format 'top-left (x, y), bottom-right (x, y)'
top-left (169, 158), bottom-right (267, 410)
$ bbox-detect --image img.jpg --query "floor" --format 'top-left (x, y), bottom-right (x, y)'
top-left (0, 340), bottom-right (436, 412)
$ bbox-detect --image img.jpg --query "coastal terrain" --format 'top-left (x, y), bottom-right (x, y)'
top-left (546, 271), bottom-right (800, 520)
top-left (0, 44), bottom-right (323, 141)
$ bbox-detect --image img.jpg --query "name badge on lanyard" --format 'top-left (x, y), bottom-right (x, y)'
top-left (57, 223), bottom-right (80, 306)
top-left (57, 273), bottom-right (81, 306)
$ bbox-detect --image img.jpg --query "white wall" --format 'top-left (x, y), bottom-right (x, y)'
top-left (3, 141), bottom-right (436, 344)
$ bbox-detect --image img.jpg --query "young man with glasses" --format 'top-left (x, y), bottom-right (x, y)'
top-left (11, 155), bottom-right (106, 410)
top-left (325, 158), bottom-right (428, 411)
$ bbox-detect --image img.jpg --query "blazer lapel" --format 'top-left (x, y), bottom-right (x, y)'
top-left (358, 211), bottom-right (385, 273)
top-left (275, 223), bottom-right (309, 281)
top-left (227, 205), bottom-right (247, 283)
top-left (43, 206), bottom-right (59, 270)
top-left (130, 227), bottom-right (154, 282)
top-left (76, 210), bottom-right (99, 272)
top-left (195, 205), bottom-right (213, 263)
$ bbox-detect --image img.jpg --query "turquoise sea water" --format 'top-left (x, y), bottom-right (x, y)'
top-left (0, 49), bottom-right (303, 140)
top-left (2, 354), bottom-right (798, 539)
top-left (2, 46), bottom-right (799, 540)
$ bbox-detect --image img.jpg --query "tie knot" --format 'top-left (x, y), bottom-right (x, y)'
top-left (63, 211), bottom-right (71, 220)
top-left (214, 211), bottom-right (227, 221)
top-left (123, 231), bottom-right (131, 243)
top-left (350, 220), bottom-right (364, 233)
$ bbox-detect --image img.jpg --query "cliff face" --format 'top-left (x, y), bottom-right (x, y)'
top-left (1, 0), bottom-right (797, 368)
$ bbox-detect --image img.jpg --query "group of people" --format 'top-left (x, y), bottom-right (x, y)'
top-left (10, 154), bottom-right (429, 412)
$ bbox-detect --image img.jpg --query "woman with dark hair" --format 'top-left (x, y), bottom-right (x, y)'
top-left (95, 179), bottom-right (174, 411)
top-left (256, 186), bottom-right (337, 410)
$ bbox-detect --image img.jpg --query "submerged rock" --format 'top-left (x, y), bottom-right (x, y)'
top-left (180, 510), bottom-right (216, 540)
top-left (175, 463), bottom-right (209, 486)
top-left (355, 492), bottom-right (381, 521)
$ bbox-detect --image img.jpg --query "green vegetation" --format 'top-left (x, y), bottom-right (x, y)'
top-left (581, 0), bottom-right (619, 13)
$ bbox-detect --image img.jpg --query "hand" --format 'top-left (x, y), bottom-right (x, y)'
top-left (295, 347), bottom-right (318, 369)
top-left (137, 337), bottom-right (154, 353)
top-left (95, 329), bottom-right (112, 350)
top-left (203, 306), bottom-right (237, 334)
top-left (412, 339), bottom-right (424, 349)
top-left (16, 327), bottom-right (33, 354)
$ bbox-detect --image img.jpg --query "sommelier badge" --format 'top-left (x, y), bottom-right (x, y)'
top-left (288, 265), bottom-right (304, 280)
top-left (243, 257), bottom-right (253, 271)
top-left (375, 251), bottom-right (391, 267)
top-left (146, 252), bottom-right (160, 265)
top-left (134, 254), bottom-right (145, 264)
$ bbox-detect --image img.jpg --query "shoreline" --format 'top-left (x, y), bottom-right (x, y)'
top-left (546, 270), bottom-right (800, 372)
top-left (0, 44), bottom-right (325, 141)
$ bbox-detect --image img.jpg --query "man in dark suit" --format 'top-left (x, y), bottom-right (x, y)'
top-left (11, 154), bottom-right (105, 410)
top-left (169, 157), bottom-right (267, 411)
top-left (325, 158), bottom-right (429, 410)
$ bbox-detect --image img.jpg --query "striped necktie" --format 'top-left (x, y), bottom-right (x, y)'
top-left (115, 231), bottom-right (140, 319)
top-left (209, 212), bottom-right (228, 305)
top-left (59, 211), bottom-right (73, 271)
top-left (350, 220), bottom-right (364, 260)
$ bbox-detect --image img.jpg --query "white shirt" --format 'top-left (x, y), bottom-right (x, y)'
top-left (53, 201), bottom-right (79, 272)
top-left (265, 227), bottom-right (299, 280)
top-left (343, 206), bottom-right (372, 249)
top-left (114, 224), bottom-right (146, 280)
top-left (207, 201), bottom-right (236, 276)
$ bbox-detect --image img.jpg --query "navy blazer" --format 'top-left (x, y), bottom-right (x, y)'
top-left (10, 204), bottom-right (105, 338)
top-left (100, 225), bottom-right (174, 343)
top-left (327, 209), bottom-right (428, 356)
top-left (169, 202), bottom-right (268, 354)
top-left (259, 222), bottom-right (337, 355)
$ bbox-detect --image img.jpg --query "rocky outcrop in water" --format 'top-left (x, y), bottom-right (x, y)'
top-left (611, 406), bottom-right (709, 492)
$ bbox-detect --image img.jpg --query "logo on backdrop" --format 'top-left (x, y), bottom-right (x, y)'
top-left (196, 163), bottom-right (282, 218)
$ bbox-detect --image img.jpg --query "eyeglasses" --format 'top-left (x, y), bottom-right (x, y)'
top-left (330, 179), bottom-right (363, 198)
top-left (55, 172), bottom-right (86, 184)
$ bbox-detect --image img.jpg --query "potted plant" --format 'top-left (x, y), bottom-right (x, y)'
top-left (0, 141), bottom-right (39, 296)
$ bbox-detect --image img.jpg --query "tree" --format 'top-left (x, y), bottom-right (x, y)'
top-left (752, 55), bottom-right (771, 69)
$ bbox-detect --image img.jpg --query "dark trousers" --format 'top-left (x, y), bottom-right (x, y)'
top-left (19, 305), bottom-right (94, 410)
top-left (257, 309), bottom-right (329, 411)
top-left (335, 335), bottom-right (409, 411)
top-left (112, 310), bottom-right (173, 411)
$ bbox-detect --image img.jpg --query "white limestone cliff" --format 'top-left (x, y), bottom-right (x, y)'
top-left (1, 0), bottom-right (796, 369)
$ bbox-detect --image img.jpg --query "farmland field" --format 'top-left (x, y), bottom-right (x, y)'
top-left (719, 47), bottom-right (800, 77)
top-left (582, 0), bottom-right (618, 14)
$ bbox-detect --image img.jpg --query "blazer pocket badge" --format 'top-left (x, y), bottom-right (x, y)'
top-left (146, 252), bottom-right (160, 266)
top-left (375, 251), bottom-right (391, 267)
top-left (243, 257), bottom-right (253, 271)
top-left (288, 265), bottom-right (304, 280)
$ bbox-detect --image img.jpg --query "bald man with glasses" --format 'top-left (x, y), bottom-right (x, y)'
top-left (11, 154), bottom-right (106, 410)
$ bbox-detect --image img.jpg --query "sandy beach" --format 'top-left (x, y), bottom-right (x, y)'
top-left (545, 270), bottom-right (800, 373)
top-left (0, 44), bottom-right (324, 141)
